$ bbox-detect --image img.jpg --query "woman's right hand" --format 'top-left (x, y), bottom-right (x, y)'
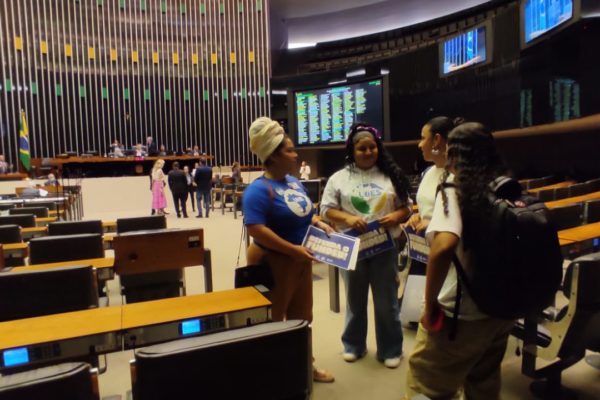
top-left (345, 215), bottom-right (368, 232)
top-left (290, 245), bottom-right (317, 262)
top-left (405, 213), bottom-right (429, 233)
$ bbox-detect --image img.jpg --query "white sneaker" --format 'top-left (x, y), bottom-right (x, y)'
top-left (342, 349), bottom-right (367, 362)
top-left (384, 356), bottom-right (402, 369)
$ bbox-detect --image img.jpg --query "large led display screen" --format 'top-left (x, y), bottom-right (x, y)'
top-left (294, 79), bottom-right (384, 146)
top-left (524, 0), bottom-right (573, 43)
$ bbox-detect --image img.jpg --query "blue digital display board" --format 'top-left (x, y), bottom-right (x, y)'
top-left (441, 26), bottom-right (488, 75)
top-left (180, 319), bottom-right (202, 336)
top-left (3, 347), bottom-right (30, 367)
top-left (524, 0), bottom-right (573, 43)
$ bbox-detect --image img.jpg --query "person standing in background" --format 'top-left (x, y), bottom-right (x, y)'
top-left (183, 165), bottom-right (196, 214)
top-left (231, 161), bottom-right (242, 184)
top-left (146, 136), bottom-right (158, 156)
top-left (194, 159), bottom-right (213, 218)
top-left (44, 173), bottom-right (59, 186)
top-left (299, 161), bottom-right (311, 180)
top-left (168, 161), bottom-right (189, 218)
top-left (151, 159), bottom-right (167, 215)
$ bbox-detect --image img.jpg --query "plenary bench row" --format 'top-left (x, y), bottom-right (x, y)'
top-left (0, 320), bottom-right (310, 400)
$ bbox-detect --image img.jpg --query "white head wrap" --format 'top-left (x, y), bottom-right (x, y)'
top-left (249, 117), bottom-right (285, 163)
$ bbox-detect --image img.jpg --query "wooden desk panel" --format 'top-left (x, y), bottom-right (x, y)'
top-left (546, 191), bottom-right (600, 209)
top-left (0, 307), bottom-right (122, 349)
top-left (122, 287), bottom-right (270, 329)
top-left (35, 217), bottom-right (57, 226)
top-left (15, 257), bottom-right (114, 271)
top-left (558, 222), bottom-right (600, 243)
top-left (528, 180), bottom-right (576, 194)
top-left (21, 226), bottom-right (47, 240)
top-left (2, 242), bottom-right (28, 258)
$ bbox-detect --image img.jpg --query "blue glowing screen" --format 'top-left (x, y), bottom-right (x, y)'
top-left (442, 26), bottom-right (487, 75)
top-left (3, 347), bottom-right (29, 367)
top-left (180, 319), bottom-right (202, 335)
top-left (524, 0), bottom-right (573, 43)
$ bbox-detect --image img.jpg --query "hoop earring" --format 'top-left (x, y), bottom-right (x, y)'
top-left (431, 147), bottom-right (440, 155)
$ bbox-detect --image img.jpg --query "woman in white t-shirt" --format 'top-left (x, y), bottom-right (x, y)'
top-left (406, 117), bottom-right (461, 232)
top-left (405, 122), bottom-right (515, 400)
top-left (321, 123), bottom-right (411, 369)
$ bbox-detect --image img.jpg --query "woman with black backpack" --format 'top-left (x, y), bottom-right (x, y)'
top-left (405, 122), bottom-right (516, 400)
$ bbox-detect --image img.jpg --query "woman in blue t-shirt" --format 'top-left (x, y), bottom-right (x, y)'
top-left (243, 117), bottom-right (335, 383)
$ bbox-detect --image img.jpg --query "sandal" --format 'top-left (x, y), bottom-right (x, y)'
top-left (313, 367), bottom-right (335, 383)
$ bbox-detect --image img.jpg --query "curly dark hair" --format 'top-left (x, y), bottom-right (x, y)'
top-left (344, 122), bottom-right (410, 204)
top-left (442, 122), bottom-right (505, 249)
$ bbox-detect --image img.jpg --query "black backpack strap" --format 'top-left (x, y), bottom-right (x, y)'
top-left (449, 253), bottom-right (474, 341)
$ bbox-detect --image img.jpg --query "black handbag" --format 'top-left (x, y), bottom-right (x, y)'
top-left (234, 263), bottom-right (274, 290)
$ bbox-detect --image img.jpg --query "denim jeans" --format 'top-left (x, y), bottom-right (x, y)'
top-left (341, 247), bottom-right (403, 360)
top-left (196, 189), bottom-right (211, 216)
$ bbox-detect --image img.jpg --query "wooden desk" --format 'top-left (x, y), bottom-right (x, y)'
top-left (35, 216), bottom-right (57, 227)
top-left (559, 237), bottom-right (576, 247)
top-left (558, 222), bottom-right (600, 244)
top-left (121, 287), bottom-right (271, 348)
top-left (0, 172), bottom-right (27, 181)
top-left (21, 226), bottom-right (47, 240)
top-left (528, 180), bottom-right (576, 194)
top-left (15, 257), bottom-right (115, 282)
top-left (0, 306), bottom-right (122, 350)
top-left (2, 242), bottom-right (28, 259)
top-left (546, 191), bottom-right (600, 209)
top-left (122, 288), bottom-right (270, 329)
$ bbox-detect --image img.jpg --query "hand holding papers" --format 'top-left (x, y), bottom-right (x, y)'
top-left (344, 220), bottom-right (395, 261)
top-left (302, 226), bottom-right (360, 270)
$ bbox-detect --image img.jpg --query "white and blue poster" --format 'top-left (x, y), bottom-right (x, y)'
top-left (403, 225), bottom-right (430, 263)
top-left (303, 226), bottom-right (360, 270)
top-left (345, 220), bottom-right (395, 261)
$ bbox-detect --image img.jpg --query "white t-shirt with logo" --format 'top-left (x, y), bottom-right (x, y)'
top-left (320, 165), bottom-right (409, 237)
top-left (426, 178), bottom-right (488, 320)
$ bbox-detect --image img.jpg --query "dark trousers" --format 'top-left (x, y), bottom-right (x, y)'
top-left (172, 191), bottom-right (188, 217)
top-left (196, 189), bottom-right (211, 217)
top-left (188, 189), bottom-right (196, 211)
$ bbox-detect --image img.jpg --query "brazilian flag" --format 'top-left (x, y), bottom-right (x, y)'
top-left (19, 110), bottom-right (31, 171)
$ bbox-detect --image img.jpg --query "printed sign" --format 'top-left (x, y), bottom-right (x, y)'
top-left (345, 220), bottom-right (395, 261)
top-left (303, 226), bottom-right (360, 270)
top-left (403, 225), bottom-right (430, 263)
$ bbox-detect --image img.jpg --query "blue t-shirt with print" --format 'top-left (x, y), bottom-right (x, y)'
top-left (243, 175), bottom-right (314, 245)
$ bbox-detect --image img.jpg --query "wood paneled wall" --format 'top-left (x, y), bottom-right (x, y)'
top-left (0, 0), bottom-right (270, 169)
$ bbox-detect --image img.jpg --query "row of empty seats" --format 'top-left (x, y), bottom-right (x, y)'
top-left (533, 178), bottom-right (600, 202)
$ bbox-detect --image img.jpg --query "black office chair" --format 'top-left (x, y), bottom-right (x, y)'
top-left (29, 234), bottom-right (104, 265)
top-left (22, 201), bottom-right (58, 211)
top-left (115, 216), bottom-right (181, 304)
top-left (547, 204), bottom-right (583, 231)
top-left (9, 207), bottom-right (49, 218)
top-left (585, 199), bottom-right (600, 224)
top-left (131, 320), bottom-right (311, 400)
top-left (0, 362), bottom-right (99, 400)
top-left (0, 214), bottom-right (35, 228)
top-left (553, 187), bottom-right (570, 201)
top-left (0, 265), bottom-right (99, 322)
top-left (0, 224), bottom-right (24, 267)
top-left (512, 252), bottom-right (600, 399)
top-left (568, 182), bottom-right (593, 197)
top-left (528, 176), bottom-right (556, 190)
top-left (536, 188), bottom-right (555, 202)
top-left (48, 220), bottom-right (103, 236)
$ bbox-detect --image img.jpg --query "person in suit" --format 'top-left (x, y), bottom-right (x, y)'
top-left (194, 159), bottom-right (213, 218)
top-left (110, 140), bottom-right (124, 157)
top-left (231, 161), bottom-right (242, 184)
top-left (183, 165), bottom-right (196, 213)
top-left (146, 136), bottom-right (158, 156)
top-left (168, 161), bottom-right (189, 218)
